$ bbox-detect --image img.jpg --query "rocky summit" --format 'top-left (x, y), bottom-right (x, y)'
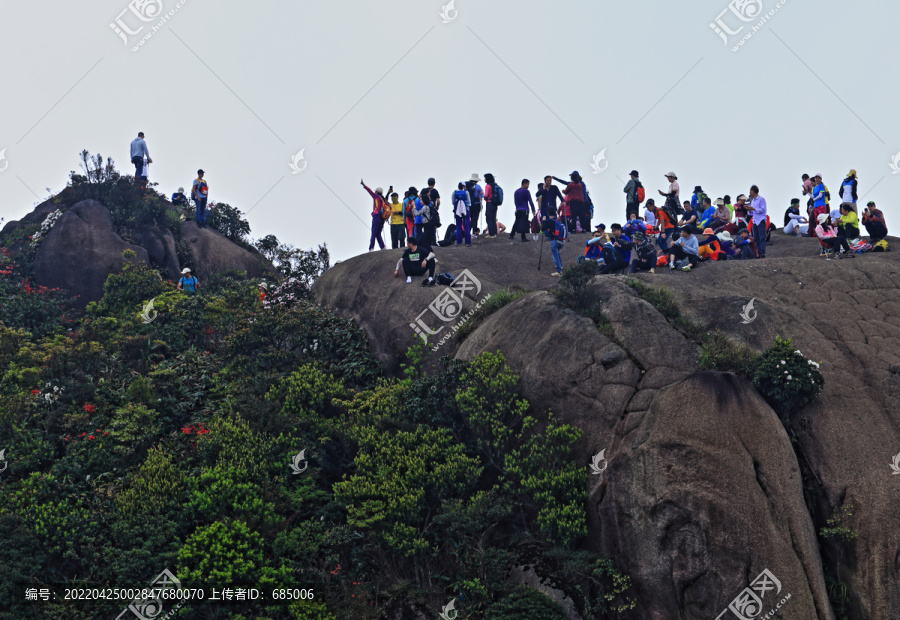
top-left (314, 233), bottom-right (900, 619)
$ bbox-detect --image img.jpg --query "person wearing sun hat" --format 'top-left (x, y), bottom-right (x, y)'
top-left (658, 172), bottom-right (680, 212)
top-left (839, 168), bottom-right (859, 214)
top-left (177, 267), bottom-right (199, 295)
top-left (816, 212), bottom-right (853, 256)
top-left (257, 281), bottom-right (268, 304)
top-left (697, 227), bottom-right (723, 260)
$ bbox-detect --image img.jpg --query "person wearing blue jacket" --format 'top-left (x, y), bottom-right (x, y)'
top-left (452, 182), bottom-right (472, 246)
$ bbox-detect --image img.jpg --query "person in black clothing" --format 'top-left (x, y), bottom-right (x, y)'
top-left (394, 237), bottom-right (437, 286)
top-left (784, 199), bottom-right (800, 227)
top-left (538, 175), bottom-right (565, 220)
top-left (630, 231), bottom-right (657, 273)
top-left (484, 173), bottom-right (499, 237)
top-left (598, 241), bottom-right (626, 275)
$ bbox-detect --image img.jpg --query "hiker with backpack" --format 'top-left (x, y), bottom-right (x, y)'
top-left (483, 173), bottom-right (502, 238)
top-left (388, 191), bottom-right (406, 249)
top-left (653, 203), bottom-right (676, 253)
top-left (415, 189), bottom-right (438, 246)
top-left (130, 132), bottom-right (152, 183)
top-left (177, 267), bottom-right (199, 295)
top-left (623, 170), bottom-right (644, 222)
top-left (393, 236), bottom-right (438, 285)
top-left (452, 182), bottom-right (472, 246)
top-left (691, 186), bottom-right (708, 213)
top-left (553, 171), bottom-right (589, 234)
top-left (545, 207), bottom-right (568, 277)
top-left (630, 231), bottom-right (658, 274)
top-left (404, 187), bottom-right (418, 240)
top-left (192, 169), bottom-right (209, 228)
top-left (839, 169), bottom-right (859, 214)
top-left (862, 201), bottom-right (887, 242)
top-left (598, 240), bottom-right (627, 275)
top-left (511, 179), bottom-right (536, 242)
top-left (466, 174), bottom-right (484, 236)
top-left (361, 180), bottom-right (391, 251)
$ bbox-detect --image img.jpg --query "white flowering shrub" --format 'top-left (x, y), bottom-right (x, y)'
top-left (30, 209), bottom-right (63, 247)
top-left (261, 278), bottom-right (304, 310)
top-left (34, 382), bottom-right (62, 405)
top-left (752, 336), bottom-right (824, 419)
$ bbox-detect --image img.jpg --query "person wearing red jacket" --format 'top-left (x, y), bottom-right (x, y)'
top-left (361, 180), bottom-right (391, 251)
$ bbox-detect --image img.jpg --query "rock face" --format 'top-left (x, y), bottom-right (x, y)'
top-left (314, 234), bottom-right (900, 619)
top-left (33, 200), bottom-right (150, 307)
top-left (179, 222), bottom-right (273, 281)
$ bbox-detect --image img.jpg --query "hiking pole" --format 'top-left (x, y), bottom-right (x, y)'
top-left (538, 227), bottom-right (544, 270)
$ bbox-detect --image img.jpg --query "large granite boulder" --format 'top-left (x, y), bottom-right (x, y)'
top-left (179, 221), bottom-right (273, 281)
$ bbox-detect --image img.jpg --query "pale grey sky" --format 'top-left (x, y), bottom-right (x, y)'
top-left (1, 0), bottom-right (897, 261)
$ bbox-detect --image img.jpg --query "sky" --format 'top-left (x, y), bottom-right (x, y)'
top-left (1, 0), bottom-right (898, 262)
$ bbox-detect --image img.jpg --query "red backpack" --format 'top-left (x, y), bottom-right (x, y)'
top-left (635, 181), bottom-right (645, 203)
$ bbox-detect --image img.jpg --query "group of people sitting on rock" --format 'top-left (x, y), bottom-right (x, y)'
top-left (380, 168), bottom-right (890, 282)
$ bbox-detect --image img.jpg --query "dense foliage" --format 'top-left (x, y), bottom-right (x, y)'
top-left (752, 336), bottom-right (825, 420)
top-left (0, 248), bottom-right (634, 618)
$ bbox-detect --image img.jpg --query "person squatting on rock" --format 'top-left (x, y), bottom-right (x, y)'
top-left (394, 237), bottom-right (437, 286)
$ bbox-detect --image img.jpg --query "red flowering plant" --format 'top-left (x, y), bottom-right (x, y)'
top-left (0, 247), bottom-right (75, 338)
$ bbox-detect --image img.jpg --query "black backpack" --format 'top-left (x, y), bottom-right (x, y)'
top-left (430, 204), bottom-right (441, 227)
top-left (435, 272), bottom-right (455, 285)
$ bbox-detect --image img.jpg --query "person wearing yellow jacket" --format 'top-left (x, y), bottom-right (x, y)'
top-left (387, 192), bottom-right (406, 249)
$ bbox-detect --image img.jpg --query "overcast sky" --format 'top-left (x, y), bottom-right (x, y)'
top-left (1, 0), bottom-right (898, 261)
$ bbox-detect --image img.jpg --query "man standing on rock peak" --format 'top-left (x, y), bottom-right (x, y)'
top-left (130, 132), bottom-right (151, 184)
top-left (192, 169), bottom-right (209, 229)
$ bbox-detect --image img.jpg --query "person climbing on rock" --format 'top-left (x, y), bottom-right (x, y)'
top-left (177, 267), bottom-right (199, 294)
top-left (394, 236), bottom-right (437, 285)
top-left (171, 187), bottom-right (188, 207)
top-left (192, 169), bottom-right (209, 228)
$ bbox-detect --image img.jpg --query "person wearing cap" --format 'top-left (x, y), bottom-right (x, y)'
top-left (394, 236), bottom-right (437, 285)
top-left (177, 268), bottom-right (199, 294)
top-left (658, 172), bottom-right (680, 212)
top-left (609, 223), bottom-right (633, 266)
top-left (644, 199), bottom-right (657, 227)
top-left (465, 174), bottom-right (484, 235)
top-left (710, 198), bottom-right (731, 232)
top-left (691, 186), bottom-right (707, 213)
top-left (732, 228), bottom-right (757, 260)
top-left (130, 132), bottom-right (152, 182)
top-left (816, 213), bottom-right (853, 257)
top-left (630, 230), bottom-right (657, 274)
top-left (361, 179), bottom-right (391, 251)
top-left (623, 170), bottom-right (642, 222)
top-left (747, 185), bottom-right (768, 258)
top-left (783, 200), bottom-right (809, 236)
top-left (810, 174), bottom-right (829, 235)
top-left (839, 169), bottom-right (859, 214)
top-left (553, 171), bottom-right (589, 234)
top-left (733, 195), bottom-right (750, 228)
top-left (192, 169), bottom-right (209, 228)
top-left (171, 187), bottom-right (188, 208)
top-left (862, 201), bottom-right (887, 242)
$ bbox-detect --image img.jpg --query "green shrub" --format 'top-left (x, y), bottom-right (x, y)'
top-left (485, 586), bottom-right (567, 620)
top-left (751, 336), bottom-right (824, 419)
top-left (555, 261), bottom-right (601, 308)
top-left (186, 465), bottom-right (277, 526)
top-left (87, 252), bottom-right (172, 319)
top-left (176, 520), bottom-right (288, 585)
top-left (456, 286), bottom-right (528, 341)
top-left (698, 331), bottom-right (759, 377)
top-left (108, 403), bottom-right (160, 455)
top-left (116, 448), bottom-right (186, 517)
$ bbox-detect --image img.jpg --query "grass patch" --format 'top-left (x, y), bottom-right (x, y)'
top-left (456, 285), bottom-right (529, 341)
top-left (698, 331), bottom-right (759, 376)
top-left (625, 278), bottom-right (706, 342)
top-left (553, 262), bottom-right (612, 333)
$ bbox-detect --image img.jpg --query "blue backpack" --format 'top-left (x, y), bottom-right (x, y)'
top-left (546, 218), bottom-right (567, 242)
top-left (492, 185), bottom-right (504, 206)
